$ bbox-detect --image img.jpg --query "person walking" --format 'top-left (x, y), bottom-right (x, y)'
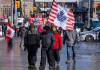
top-left (5, 23), bottom-right (15, 52)
top-left (39, 26), bottom-right (55, 70)
top-left (24, 24), bottom-right (40, 68)
top-left (63, 29), bottom-right (78, 63)
top-left (52, 26), bottom-right (62, 65)
top-left (19, 26), bottom-right (27, 49)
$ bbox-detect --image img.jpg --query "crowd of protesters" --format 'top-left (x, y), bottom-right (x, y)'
top-left (0, 15), bottom-right (78, 70)
top-left (22, 21), bottom-right (78, 70)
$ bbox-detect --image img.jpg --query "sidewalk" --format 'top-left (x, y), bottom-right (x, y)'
top-left (0, 36), bottom-right (5, 41)
top-left (0, 38), bottom-right (100, 70)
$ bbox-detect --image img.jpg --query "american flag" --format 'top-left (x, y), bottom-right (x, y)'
top-left (48, 0), bottom-right (58, 24)
top-left (34, 17), bottom-right (44, 25)
top-left (66, 9), bottom-right (75, 31)
top-left (48, 0), bottom-right (75, 31)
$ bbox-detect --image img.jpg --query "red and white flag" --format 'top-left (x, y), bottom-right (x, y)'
top-left (48, 0), bottom-right (75, 31)
top-left (5, 23), bottom-right (15, 42)
top-left (6, 24), bottom-right (15, 38)
top-left (34, 17), bottom-right (44, 25)
top-left (66, 9), bottom-right (75, 31)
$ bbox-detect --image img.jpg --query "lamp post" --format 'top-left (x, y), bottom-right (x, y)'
top-left (88, 0), bottom-right (91, 28)
top-left (11, 0), bottom-right (14, 25)
top-left (24, 0), bottom-right (25, 16)
top-left (33, 0), bottom-right (36, 16)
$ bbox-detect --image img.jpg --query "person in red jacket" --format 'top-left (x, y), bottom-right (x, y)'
top-left (52, 26), bottom-right (62, 65)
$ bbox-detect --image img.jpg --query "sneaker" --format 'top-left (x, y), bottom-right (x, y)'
top-left (65, 59), bottom-right (74, 64)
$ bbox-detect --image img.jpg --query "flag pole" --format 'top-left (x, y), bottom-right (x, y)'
top-left (11, 0), bottom-right (14, 25)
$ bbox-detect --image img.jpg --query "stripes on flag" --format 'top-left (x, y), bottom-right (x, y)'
top-left (48, 0), bottom-right (58, 24)
top-left (66, 10), bottom-right (75, 31)
top-left (48, 0), bottom-right (75, 31)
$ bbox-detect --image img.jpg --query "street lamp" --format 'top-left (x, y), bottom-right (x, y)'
top-left (23, 0), bottom-right (25, 16)
top-left (88, 0), bottom-right (91, 28)
top-left (33, 0), bottom-right (35, 6)
top-left (11, 0), bottom-right (14, 24)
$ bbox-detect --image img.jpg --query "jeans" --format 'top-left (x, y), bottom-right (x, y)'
top-left (66, 45), bottom-right (75, 60)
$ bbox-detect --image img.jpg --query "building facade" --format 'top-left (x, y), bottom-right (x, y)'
top-left (21, 0), bottom-right (77, 17)
top-left (93, 0), bottom-right (100, 20)
top-left (0, 0), bottom-right (11, 17)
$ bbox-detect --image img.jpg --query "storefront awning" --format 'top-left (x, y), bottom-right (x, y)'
top-left (97, 4), bottom-right (100, 6)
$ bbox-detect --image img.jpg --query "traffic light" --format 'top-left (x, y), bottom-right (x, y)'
top-left (33, 7), bottom-right (38, 13)
top-left (16, 0), bottom-right (21, 8)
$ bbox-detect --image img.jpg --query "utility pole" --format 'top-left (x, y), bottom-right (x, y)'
top-left (33, 0), bottom-right (35, 7)
top-left (33, 0), bottom-right (36, 16)
top-left (88, 0), bottom-right (91, 28)
top-left (11, 0), bottom-right (14, 25)
top-left (24, 0), bottom-right (25, 16)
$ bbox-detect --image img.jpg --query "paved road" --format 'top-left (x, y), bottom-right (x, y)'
top-left (0, 37), bottom-right (100, 70)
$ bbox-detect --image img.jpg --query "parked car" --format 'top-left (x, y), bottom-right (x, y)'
top-left (79, 26), bottom-right (100, 42)
top-left (91, 21), bottom-right (100, 29)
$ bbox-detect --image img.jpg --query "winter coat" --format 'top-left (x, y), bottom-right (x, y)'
top-left (19, 27), bottom-right (26, 38)
top-left (53, 33), bottom-right (62, 50)
top-left (24, 30), bottom-right (40, 47)
top-left (41, 32), bottom-right (55, 49)
top-left (65, 29), bottom-right (78, 47)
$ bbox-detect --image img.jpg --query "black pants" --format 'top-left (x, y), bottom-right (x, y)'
top-left (53, 49), bottom-right (60, 63)
top-left (66, 46), bottom-right (75, 60)
top-left (27, 45), bottom-right (38, 66)
top-left (7, 39), bottom-right (13, 49)
top-left (40, 48), bottom-right (55, 69)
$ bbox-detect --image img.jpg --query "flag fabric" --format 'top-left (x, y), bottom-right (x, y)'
top-left (48, 0), bottom-right (75, 31)
top-left (29, 17), bottom-right (34, 25)
top-left (34, 17), bottom-right (44, 25)
top-left (6, 24), bottom-right (15, 39)
top-left (48, 0), bottom-right (58, 24)
top-left (66, 10), bottom-right (75, 31)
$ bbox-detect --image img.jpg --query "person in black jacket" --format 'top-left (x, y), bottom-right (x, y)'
top-left (24, 24), bottom-right (40, 68)
top-left (39, 26), bottom-right (55, 70)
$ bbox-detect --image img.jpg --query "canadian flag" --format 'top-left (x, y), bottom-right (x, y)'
top-left (6, 23), bottom-right (15, 42)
